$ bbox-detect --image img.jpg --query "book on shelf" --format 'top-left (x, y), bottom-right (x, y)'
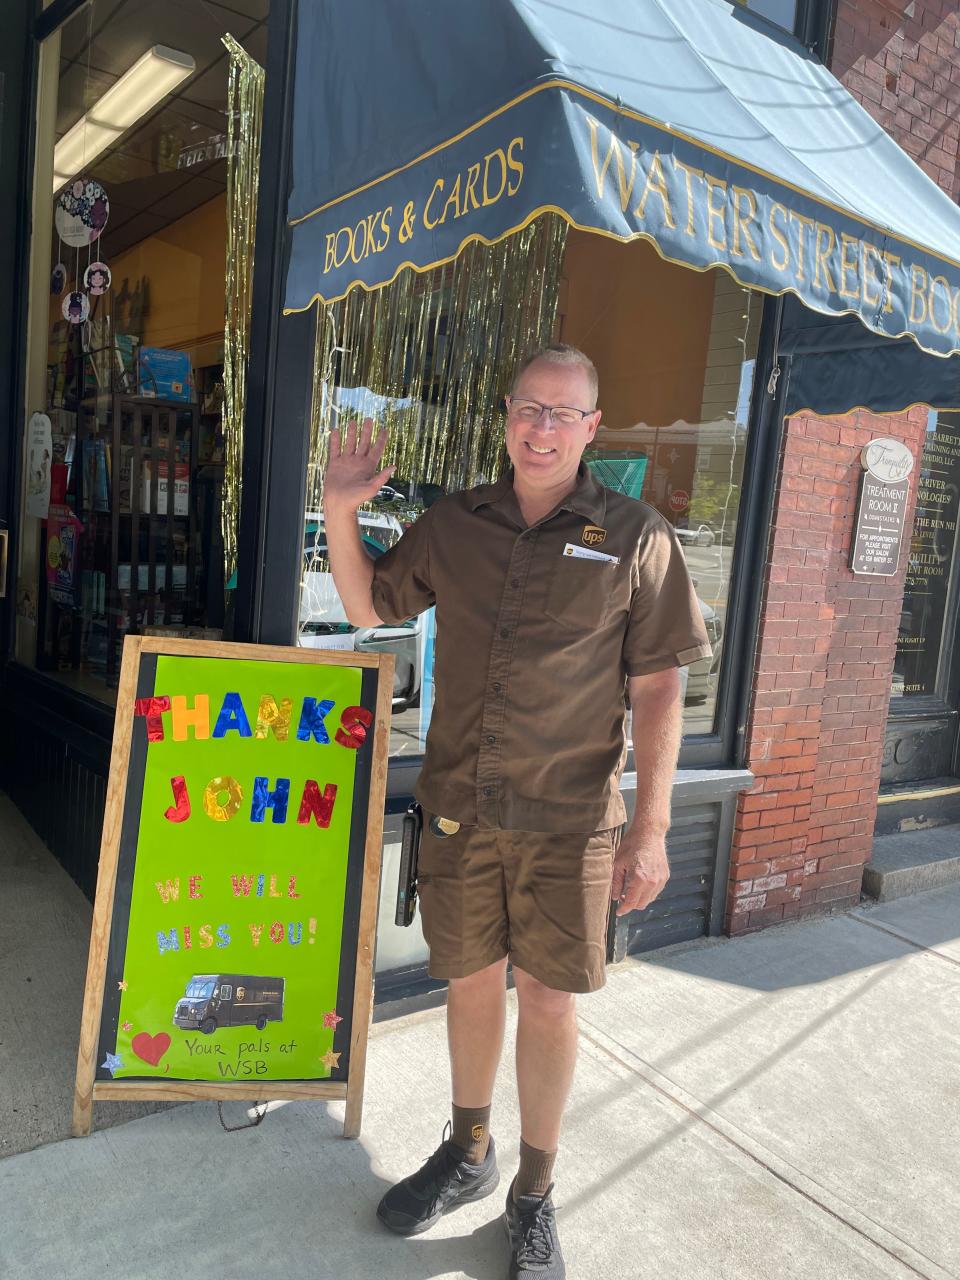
top-left (117, 445), bottom-right (133, 513)
top-left (142, 461), bottom-right (189, 515)
top-left (114, 334), bottom-right (138, 395)
top-left (80, 570), bottom-right (107, 617)
top-left (116, 562), bottom-right (188, 592)
top-left (79, 439), bottom-right (110, 512)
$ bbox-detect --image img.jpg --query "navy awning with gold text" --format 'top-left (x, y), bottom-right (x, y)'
top-left (285, 0), bottom-right (960, 357)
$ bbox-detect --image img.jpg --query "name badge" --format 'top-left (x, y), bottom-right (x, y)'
top-left (563, 542), bottom-right (619, 565)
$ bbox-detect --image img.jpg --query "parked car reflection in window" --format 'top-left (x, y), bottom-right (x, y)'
top-left (300, 512), bottom-right (426, 711)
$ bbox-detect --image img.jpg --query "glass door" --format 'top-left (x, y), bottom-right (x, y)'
top-left (882, 411), bottom-right (960, 786)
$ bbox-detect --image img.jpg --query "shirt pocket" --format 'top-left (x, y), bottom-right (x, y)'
top-left (544, 556), bottom-right (618, 629)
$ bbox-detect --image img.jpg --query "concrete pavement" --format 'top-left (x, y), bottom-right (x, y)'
top-left (2, 853), bottom-right (959, 1279)
top-left (0, 794), bottom-right (173, 1156)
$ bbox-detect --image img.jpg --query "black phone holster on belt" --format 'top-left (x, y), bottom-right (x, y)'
top-left (395, 802), bottom-right (422, 927)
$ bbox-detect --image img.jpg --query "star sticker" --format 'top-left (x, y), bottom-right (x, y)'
top-left (121, 1020), bottom-right (132, 1032)
top-left (101, 1052), bottom-right (123, 1076)
top-left (117, 979), bottom-right (128, 991)
top-left (321, 1010), bottom-right (342, 1029)
top-left (320, 1050), bottom-right (341, 1070)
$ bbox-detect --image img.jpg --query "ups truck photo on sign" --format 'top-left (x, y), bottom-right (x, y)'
top-left (172, 974), bottom-right (285, 1035)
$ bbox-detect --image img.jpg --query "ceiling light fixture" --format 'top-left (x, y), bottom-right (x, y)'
top-left (53, 44), bottom-right (195, 192)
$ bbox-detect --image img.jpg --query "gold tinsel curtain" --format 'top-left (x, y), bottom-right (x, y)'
top-left (303, 215), bottom-right (568, 565)
top-left (221, 34), bottom-right (265, 590)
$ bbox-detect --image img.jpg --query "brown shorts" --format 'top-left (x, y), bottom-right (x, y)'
top-left (416, 815), bottom-right (617, 994)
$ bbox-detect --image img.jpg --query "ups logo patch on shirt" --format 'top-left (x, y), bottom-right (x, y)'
top-left (581, 524), bottom-right (607, 547)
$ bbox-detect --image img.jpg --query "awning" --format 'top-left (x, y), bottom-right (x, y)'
top-left (779, 297), bottom-right (960, 417)
top-left (284, 0), bottom-right (960, 358)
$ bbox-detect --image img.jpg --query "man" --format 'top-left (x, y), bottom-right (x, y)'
top-left (323, 344), bottom-right (711, 1279)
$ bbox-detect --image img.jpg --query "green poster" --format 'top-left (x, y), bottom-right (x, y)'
top-left (100, 655), bottom-right (366, 1084)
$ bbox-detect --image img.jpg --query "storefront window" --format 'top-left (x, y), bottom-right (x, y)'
top-left (299, 217), bottom-right (567, 757)
top-left (733, 0), bottom-right (799, 33)
top-left (892, 412), bottom-right (960, 700)
top-left (17, 1), bottom-right (267, 702)
top-left (299, 223), bottom-right (759, 756)
top-left (559, 232), bottom-right (760, 737)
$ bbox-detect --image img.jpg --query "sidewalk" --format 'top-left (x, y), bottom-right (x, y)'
top-left (2, 794), bottom-right (959, 1279)
top-left (0, 793), bottom-right (173, 1154)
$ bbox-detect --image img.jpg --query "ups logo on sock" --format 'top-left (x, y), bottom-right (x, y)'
top-left (472, 1123), bottom-right (485, 1141)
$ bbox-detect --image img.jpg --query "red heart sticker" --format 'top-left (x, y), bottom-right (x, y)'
top-left (131, 1032), bottom-right (171, 1066)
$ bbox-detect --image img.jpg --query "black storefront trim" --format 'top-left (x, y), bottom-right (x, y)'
top-left (875, 781), bottom-right (960, 835)
top-left (731, 295), bottom-right (790, 772)
top-left (1, 660), bottom-right (115, 750)
top-left (800, 0), bottom-right (838, 60)
top-left (249, 305), bottom-right (315, 647)
top-left (372, 964), bottom-right (450, 1021)
top-left (2, 8), bottom-right (38, 668)
top-left (34, 0), bottom-right (91, 42)
top-left (673, 293), bottom-right (785, 771)
top-left (1, 664), bottom-right (112, 898)
top-left (233, 0), bottom-right (303, 646)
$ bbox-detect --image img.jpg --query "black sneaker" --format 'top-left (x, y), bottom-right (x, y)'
top-left (376, 1124), bottom-right (500, 1236)
top-left (504, 1182), bottom-right (565, 1279)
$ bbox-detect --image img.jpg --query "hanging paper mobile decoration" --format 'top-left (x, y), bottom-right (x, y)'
top-left (50, 263), bottom-right (67, 295)
top-left (84, 261), bottom-right (112, 295)
top-left (55, 178), bottom-right (110, 248)
top-left (62, 290), bottom-right (90, 325)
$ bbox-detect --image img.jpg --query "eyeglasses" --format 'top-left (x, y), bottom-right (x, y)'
top-left (505, 396), bottom-right (594, 427)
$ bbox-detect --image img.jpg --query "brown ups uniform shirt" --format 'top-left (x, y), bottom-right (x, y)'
top-left (371, 465), bottom-right (711, 834)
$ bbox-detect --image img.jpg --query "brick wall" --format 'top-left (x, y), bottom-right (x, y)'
top-left (727, 407), bottom-right (929, 932)
top-left (724, 1), bottom-right (960, 932)
top-left (832, 0), bottom-right (960, 197)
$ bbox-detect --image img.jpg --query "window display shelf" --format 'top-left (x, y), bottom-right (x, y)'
top-left (40, 395), bottom-right (203, 689)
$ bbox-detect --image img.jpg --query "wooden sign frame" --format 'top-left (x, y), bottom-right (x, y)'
top-left (73, 636), bottom-right (393, 1138)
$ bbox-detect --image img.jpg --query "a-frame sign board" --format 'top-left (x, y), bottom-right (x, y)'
top-left (73, 636), bottom-right (393, 1138)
